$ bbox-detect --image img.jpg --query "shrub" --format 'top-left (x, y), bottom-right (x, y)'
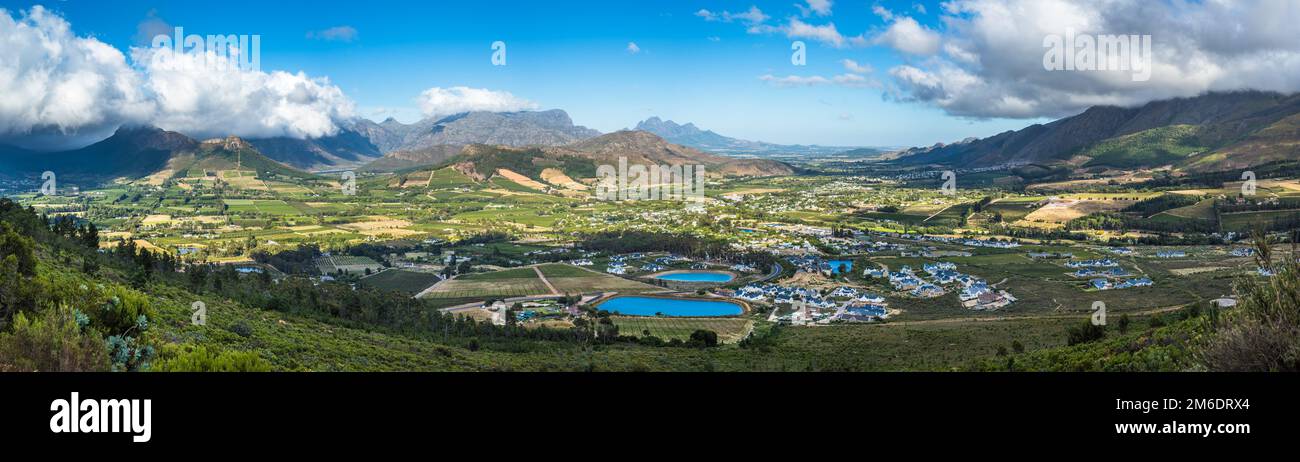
top-left (687, 329), bottom-right (718, 348)
top-left (0, 304), bottom-right (108, 372)
top-left (1067, 321), bottom-right (1106, 346)
top-left (1200, 244), bottom-right (1300, 371)
top-left (150, 344), bottom-right (272, 372)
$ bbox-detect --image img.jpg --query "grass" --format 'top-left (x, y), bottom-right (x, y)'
top-left (612, 317), bottom-right (753, 344)
top-left (421, 279), bottom-right (552, 299)
top-left (360, 269), bottom-right (441, 295)
top-left (537, 263), bottom-right (595, 278)
top-left (458, 267), bottom-right (539, 280)
top-left (1082, 125), bottom-right (1207, 168)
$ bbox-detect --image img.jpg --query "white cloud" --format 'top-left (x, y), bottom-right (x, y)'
top-left (697, 6), bottom-right (772, 33)
top-left (725, 6), bottom-right (770, 26)
top-left (0, 6), bottom-right (358, 148)
top-left (798, 0), bottom-right (833, 17)
top-left (136, 46), bottom-right (355, 140)
top-left (0, 6), bottom-right (154, 146)
top-left (842, 59), bottom-right (874, 74)
top-left (307, 25), bottom-right (358, 42)
top-left (885, 0), bottom-right (1300, 119)
top-left (695, 9), bottom-right (718, 21)
top-left (416, 87), bottom-right (538, 119)
top-left (786, 18), bottom-right (847, 48)
top-left (872, 5), bottom-right (894, 21)
top-left (626, 42), bottom-right (641, 54)
top-left (872, 16), bottom-right (940, 55)
top-left (759, 73), bottom-right (876, 88)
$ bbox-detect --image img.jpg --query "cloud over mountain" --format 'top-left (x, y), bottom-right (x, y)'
top-left (884, 0), bottom-right (1300, 119)
top-left (135, 46), bottom-right (356, 140)
top-left (0, 6), bottom-right (154, 147)
top-left (0, 6), bottom-right (356, 148)
top-left (416, 87), bottom-right (539, 119)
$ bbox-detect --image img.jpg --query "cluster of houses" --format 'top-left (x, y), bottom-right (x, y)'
top-left (1155, 250), bottom-right (1187, 258)
top-left (1072, 267), bottom-right (1130, 278)
top-left (1089, 277), bottom-right (1154, 291)
top-left (735, 283), bottom-right (891, 325)
top-left (865, 262), bottom-right (1016, 309)
top-left (1230, 248), bottom-right (1256, 257)
top-left (869, 265), bottom-right (945, 298)
top-left (1065, 258), bottom-right (1120, 269)
top-left (1106, 247), bottom-right (1137, 256)
top-left (735, 284), bottom-right (838, 308)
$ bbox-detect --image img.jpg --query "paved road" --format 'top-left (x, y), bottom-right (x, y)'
top-left (757, 262), bottom-right (783, 283)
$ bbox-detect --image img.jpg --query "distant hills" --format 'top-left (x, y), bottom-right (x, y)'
top-left (247, 128), bottom-right (383, 172)
top-left (0, 123), bottom-right (791, 188)
top-left (0, 126), bottom-right (198, 179)
top-left (247, 110), bottom-right (602, 171)
top-left (0, 127), bottom-right (308, 182)
top-left (893, 91), bottom-right (1300, 172)
top-left (633, 116), bottom-right (878, 157)
top-left (368, 130), bottom-right (795, 179)
top-left (545, 130), bottom-right (794, 177)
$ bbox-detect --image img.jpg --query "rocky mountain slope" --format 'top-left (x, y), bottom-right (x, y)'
top-left (894, 91), bottom-right (1300, 172)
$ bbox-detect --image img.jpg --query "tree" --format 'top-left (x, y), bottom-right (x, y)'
top-left (688, 329), bottom-right (718, 348)
top-left (1067, 321), bottom-right (1106, 346)
top-left (1117, 314), bottom-right (1131, 334)
top-left (1011, 340), bottom-right (1024, 354)
top-left (0, 224), bottom-right (37, 277)
top-left (82, 222), bottom-right (99, 249)
top-left (0, 304), bottom-right (108, 372)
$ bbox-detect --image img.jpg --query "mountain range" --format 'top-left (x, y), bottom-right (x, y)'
top-left (893, 91), bottom-right (1300, 172)
top-left (633, 117), bottom-right (879, 158)
top-left (237, 110), bottom-right (602, 171)
top-left (7, 92), bottom-right (1300, 182)
top-left (0, 122), bottom-right (792, 186)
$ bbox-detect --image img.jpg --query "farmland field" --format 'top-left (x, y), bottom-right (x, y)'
top-left (611, 317), bottom-right (754, 344)
top-left (360, 269), bottom-right (441, 295)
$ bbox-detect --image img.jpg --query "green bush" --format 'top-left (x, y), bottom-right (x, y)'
top-left (150, 344), bottom-right (272, 372)
top-left (0, 304), bottom-right (108, 372)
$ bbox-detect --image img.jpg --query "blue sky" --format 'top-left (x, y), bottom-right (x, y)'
top-left (3, 0), bottom-right (1055, 148)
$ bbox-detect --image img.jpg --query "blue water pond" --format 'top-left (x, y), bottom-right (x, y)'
top-left (826, 260), bottom-right (853, 274)
top-left (653, 271), bottom-right (735, 282)
top-left (598, 296), bottom-right (743, 317)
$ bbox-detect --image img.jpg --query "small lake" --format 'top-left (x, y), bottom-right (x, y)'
top-left (598, 296), bottom-right (744, 317)
top-left (653, 271), bottom-right (735, 282)
top-left (827, 260), bottom-right (853, 274)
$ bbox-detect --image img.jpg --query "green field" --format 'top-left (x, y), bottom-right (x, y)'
top-left (611, 317), bottom-right (753, 344)
top-left (360, 269), bottom-right (441, 294)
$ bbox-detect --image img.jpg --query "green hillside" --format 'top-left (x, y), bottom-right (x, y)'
top-left (1081, 125), bottom-right (1207, 168)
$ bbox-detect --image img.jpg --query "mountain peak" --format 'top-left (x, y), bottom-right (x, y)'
top-left (203, 135), bottom-right (254, 151)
